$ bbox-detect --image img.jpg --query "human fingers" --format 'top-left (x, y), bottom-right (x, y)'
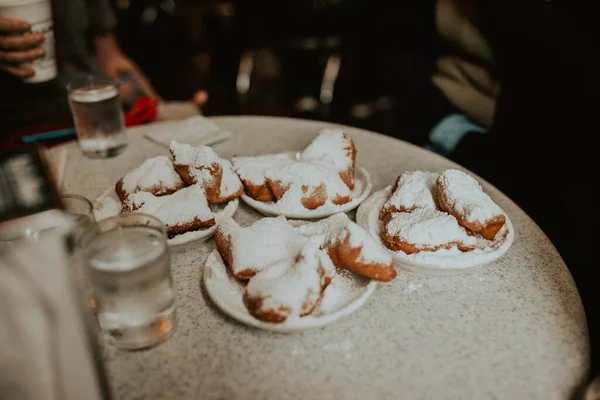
top-left (0, 64), bottom-right (35, 79)
top-left (0, 16), bottom-right (30, 33)
top-left (191, 90), bottom-right (209, 107)
top-left (0, 32), bottom-right (44, 51)
top-left (0, 47), bottom-right (44, 64)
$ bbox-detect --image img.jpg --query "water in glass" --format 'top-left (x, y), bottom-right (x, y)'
top-left (69, 84), bottom-right (127, 158)
top-left (86, 226), bottom-right (176, 349)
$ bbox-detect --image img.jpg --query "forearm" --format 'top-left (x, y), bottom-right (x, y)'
top-left (94, 33), bottom-right (121, 59)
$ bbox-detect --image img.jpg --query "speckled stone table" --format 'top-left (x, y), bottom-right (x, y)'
top-left (50, 116), bottom-right (589, 400)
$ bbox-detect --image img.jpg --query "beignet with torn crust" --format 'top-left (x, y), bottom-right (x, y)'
top-left (264, 161), bottom-right (352, 210)
top-left (243, 241), bottom-right (335, 323)
top-left (436, 169), bottom-right (506, 240)
top-left (231, 153), bottom-right (295, 202)
top-left (380, 171), bottom-right (438, 219)
top-left (214, 216), bottom-right (305, 280)
top-left (121, 184), bottom-right (215, 238)
top-left (170, 140), bottom-right (243, 203)
top-left (329, 219), bottom-right (396, 282)
top-left (297, 213), bottom-right (396, 282)
top-left (115, 156), bottom-right (186, 201)
top-left (382, 208), bottom-right (476, 254)
top-left (300, 129), bottom-right (356, 189)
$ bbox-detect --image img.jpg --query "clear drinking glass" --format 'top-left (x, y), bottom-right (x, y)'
top-left (81, 213), bottom-right (176, 350)
top-left (61, 193), bottom-right (97, 314)
top-left (61, 194), bottom-right (95, 242)
top-left (67, 75), bottom-right (128, 159)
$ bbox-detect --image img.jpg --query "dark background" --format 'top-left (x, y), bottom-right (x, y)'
top-left (110, 0), bottom-right (446, 146)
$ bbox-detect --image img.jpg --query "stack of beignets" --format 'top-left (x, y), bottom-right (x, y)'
top-left (380, 169), bottom-right (506, 254)
top-left (114, 140), bottom-right (242, 238)
top-left (215, 214), bottom-right (396, 323)
top-left (232, 129), bottom-right (357, 211)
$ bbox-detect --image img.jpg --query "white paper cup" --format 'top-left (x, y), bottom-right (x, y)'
top-left (0, 0), bottom-right (57, 83)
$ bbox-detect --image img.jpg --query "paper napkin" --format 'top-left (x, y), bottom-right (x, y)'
top-left (143, 115), bottom-right (232, 148)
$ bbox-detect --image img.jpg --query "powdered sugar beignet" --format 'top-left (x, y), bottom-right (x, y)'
top-left (170, 140), bottom-right (243, 203)
top-left (380, 171), bottom-right (438, 218)
top-left (232, 153), bottom-right (296, 202)
top-left (382, 208), bottom-right (476, 254)
top-left (115, 156), bottom-right (186, 201)
top-left (243, 241), bottom-right (336, 323)
top-left (214, 216), bottom-right (305, 280)
top-left (437, 169), bottom-right (506, 240)
top-left (300, 129), bottom-right (356, 189)
top-left (121, 184), bottom-right (215, 238)
top-left (264, 161), bottom-right (352, 210)
top-left (329, 220), bottom-right (396, 282)
top-left (297, 213), bottom-right (396, 281)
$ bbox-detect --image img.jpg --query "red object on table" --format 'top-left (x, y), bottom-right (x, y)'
top-left (124, 97), bottom-right (159, 127)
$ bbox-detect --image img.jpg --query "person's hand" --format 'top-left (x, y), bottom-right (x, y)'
top-left (191, 90), bottom-right (209, 108)
top-left (0, 16), bottom-right (45, 79)
top-left (94, 34), bottom-right (156, 98)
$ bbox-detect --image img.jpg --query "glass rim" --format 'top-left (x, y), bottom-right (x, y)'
top-left (80, 212), bottom-right (168, 250)
top-left (61, 193), bottom-right (93, 213)
top-left (66, 74), bottom-right (119, 93)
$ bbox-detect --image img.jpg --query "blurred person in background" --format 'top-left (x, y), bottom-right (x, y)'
top-left (0, 0), bottom-right (207, 136)
top-left (429, 0), bottom-right (599, 387)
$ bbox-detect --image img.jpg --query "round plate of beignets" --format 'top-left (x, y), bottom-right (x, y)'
top-left (235, 153), bottom-right (372, 219)
top-left (233, 129), bottom-right (372, 219)
top-left (94, 187), bottom-right (238, 251)
top-left (93, 149), bottom-right (240, 251)
top-left (204, 215), bottom-right (381, 332)
top-left (356, 170), bottom-right (514, 276)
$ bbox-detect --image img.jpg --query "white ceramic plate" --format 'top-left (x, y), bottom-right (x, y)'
top-left (356, 187), bottom-right (515, 276)
top-left (203, 248), bottom-right (377, 333)
top-left (240, 166), bottom-right (372, 220)
top-left (92, 188), bottom-right (238, 252)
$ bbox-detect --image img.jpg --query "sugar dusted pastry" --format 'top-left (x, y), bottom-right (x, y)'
top-left (329, 219), bottom-right (396, 282)
top-left (214, 216), bottom-right (305, 280)
top-left (380, 171), bottom-right (438, 218)
top-left (382, 208), bottom-right (476, 254)
top-left (121, 184), bottom-right (215, 237)
top-left (231, 153), bottom-right (295, 202)
top-left (170, 140), bottom-right (243, 203)
top-left (115, 156), bottom-right (186, 201)
top-left (296, 212), bottom-right (351, 247)
top-left (297, 213), bottom-right (396, 282)
top-left (264, 161), bottom-right (352, 210)
top-left (437, 169), bottom-right (506, 240)
top-left (244, 241), bottom-right (336, 323)
top-left (300, 129), bottom-right (356, 189)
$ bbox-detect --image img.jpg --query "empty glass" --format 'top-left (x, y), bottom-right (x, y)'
top-left (67, 75), bottom-right (128, 158)
top-left (81, 213), bottom-right (176, 350)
